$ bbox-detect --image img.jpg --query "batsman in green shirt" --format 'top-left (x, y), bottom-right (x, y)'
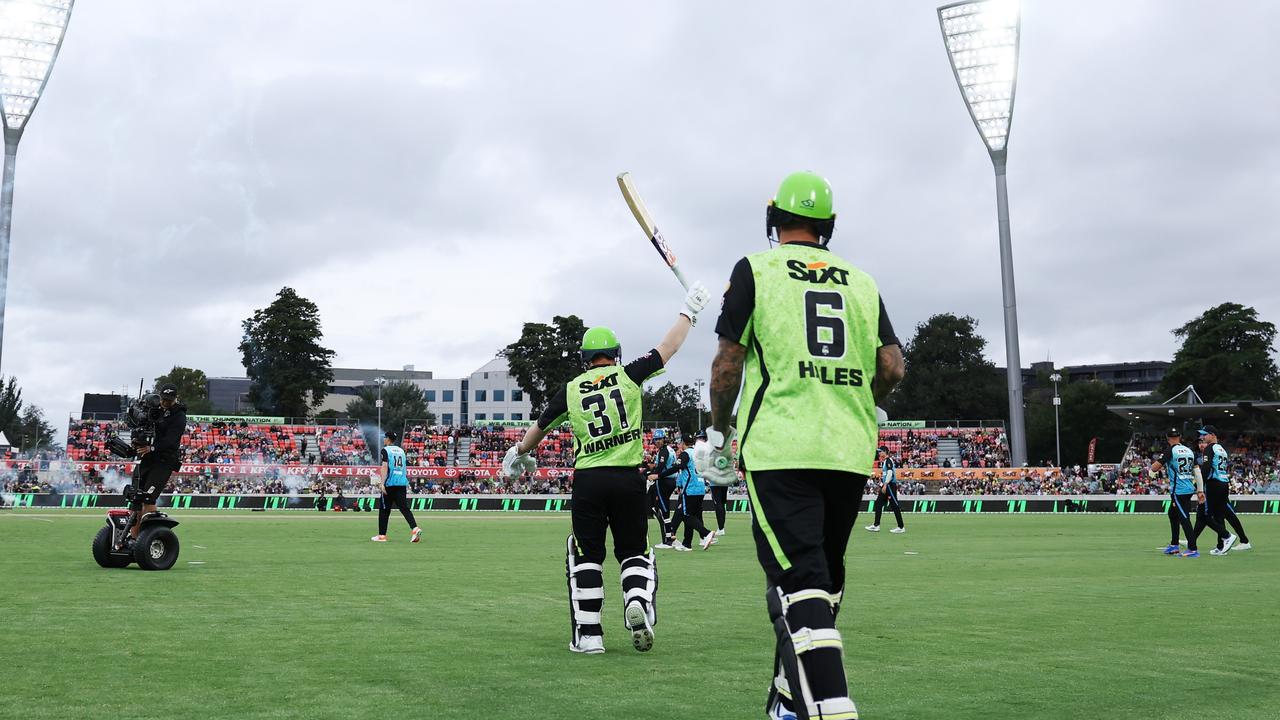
top-left (503, 281), bottom-right (710, 656)
top-left (702, 172), bottom-right (905, 720)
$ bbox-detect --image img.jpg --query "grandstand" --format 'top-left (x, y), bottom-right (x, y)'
top-left (40, 414), bottom-right (1280, 498)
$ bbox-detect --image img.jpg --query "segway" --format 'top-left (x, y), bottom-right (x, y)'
top-left (91, 486), bottom-right (180, 570)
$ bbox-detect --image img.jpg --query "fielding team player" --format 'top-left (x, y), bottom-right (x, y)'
top-left (701, 172), bottom-right (904, 720)
top-left (865, 447), bottom-right (905, 534)
top-left (371, 431), bottom-right (423, 543)
top-left (657, 433), bottom-right (716, 551)
top-left (1150, 427), bottom-right (1225, 558)
top-left (503, 282), bottom-right (710, 654)
top-left (646, 429), bottom-right (678, 548)
top-left (1195, 425), bottom-right (1248, 554)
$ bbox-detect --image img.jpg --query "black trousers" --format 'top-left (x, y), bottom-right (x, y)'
top-left (1193, 480), bottom-right (1239, 548)
top-left (649, 480), bottom-right (675, 541)
top-left (873, 483), bottom-right (904, 529)
top-left (572, 467), bottom-right (650, 563)
top-left (130, 457), bottom-right (174, 508)
top-left (1168, 493), bottom-right (1197, 550)
top-left (681, 493), bottom-right (712, 547)
top-left (379, 485), bottom-right (418, 535)
top-left (710, 485), bottom-right (729, 531)
top-left (748, 469), bottom-right (866, 710)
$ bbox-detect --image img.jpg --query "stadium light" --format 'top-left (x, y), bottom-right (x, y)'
top-left (1049, 372), bottom-right (1062, 467)
top-left (374, 376), bottom-right (387, 436)
top-left (938, 0), bottom-right (1027, 466)
top-left (0, 0), bottom-right (74, 372)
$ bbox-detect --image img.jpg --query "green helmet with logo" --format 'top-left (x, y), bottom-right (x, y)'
top-left (767, 171), bottom-right (836, 245)
top-left (580, 326), bottom-right (621, 364)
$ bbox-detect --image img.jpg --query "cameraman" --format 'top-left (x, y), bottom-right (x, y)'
top-left (129, 383), bottom-right (186, 540)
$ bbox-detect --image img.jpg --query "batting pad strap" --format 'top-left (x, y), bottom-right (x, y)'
top-left (620, 566), bottom-right (655, 582)
top-left (782, 588), bottom-right (839, 611)
top-left (791, 627), bottom-right (843, 655)
top-left (571, 587), bottom-right (604, 601)
top-left (575, 610), bottom-right (602, 625)
top-left (624, 587), bottom-right (653, 603)
top-left (809, 697), bottom-right (859, 720)
top-left (773, 674), bottom-right (792, 699)
top-left (570, 562), bottom-right (603, 575)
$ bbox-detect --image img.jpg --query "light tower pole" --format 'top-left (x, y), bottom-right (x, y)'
top-left (693, 378), bottom-right (706, 432)
top-left (1050, 372), bottom-right (1062, 467)
top-left (938, 0), bottom-right (1027, 466)
top-left (0, 0), bottom-right (75, 371)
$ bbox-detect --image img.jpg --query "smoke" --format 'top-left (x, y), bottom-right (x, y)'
top-left (99, 467), bottom-right (129, 494)
top-left (280, 473), bottom-right (311, 498)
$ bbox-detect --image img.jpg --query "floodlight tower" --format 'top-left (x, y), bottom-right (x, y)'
top-left (0, 0), bottom-right (74, 372)
top-left (938, 0), bottom-right (1027, 466)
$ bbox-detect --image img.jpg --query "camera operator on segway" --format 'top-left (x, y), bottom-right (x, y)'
top-left (126, 383), bottom-right (186, 542)
top-left (92, 383), bottom-right (187, 570)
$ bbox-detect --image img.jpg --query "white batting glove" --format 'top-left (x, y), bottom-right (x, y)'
top-left (502, 445), bottom-right (537, 480)
top-left (681, 281), bottom-right (711, 325)
top-left (702, 426), bottom-right (738, 487)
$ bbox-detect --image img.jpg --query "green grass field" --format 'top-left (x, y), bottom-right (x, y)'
top-left (2, 510), bottom-right (1278, 720)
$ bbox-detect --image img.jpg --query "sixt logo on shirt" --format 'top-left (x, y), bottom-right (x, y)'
top-left (787, 259), bottom-right (849, 286)
top-left (578, 373), bottom-right (619, 393)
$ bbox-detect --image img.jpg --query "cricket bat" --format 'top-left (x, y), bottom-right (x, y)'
top-left (616, 172), bottom-right (691, 290)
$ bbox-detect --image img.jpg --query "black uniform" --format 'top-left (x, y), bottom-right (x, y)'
top-left (132, 403), bottom-right (186, 508)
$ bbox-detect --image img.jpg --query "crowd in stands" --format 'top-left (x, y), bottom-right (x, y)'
top-left (934, 467), bottom-right (1098, 495)
top-left (1116, 432), bottom-right (1280, 495)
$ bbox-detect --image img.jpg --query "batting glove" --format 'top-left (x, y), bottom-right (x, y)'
top-left (681, 281), bottom-right (711, 325)
top-left (702, 427), bottom-right (739, 486)
top-left (502, 445), bottom-right (537, 480)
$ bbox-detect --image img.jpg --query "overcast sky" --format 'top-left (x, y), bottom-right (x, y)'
top-left (5, 0), bottom-right (1278, 435)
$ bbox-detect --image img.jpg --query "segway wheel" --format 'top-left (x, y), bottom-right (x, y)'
top-left (92, 526), bottom-right (131, 568)
top-left (133, 526), bottom-right (180, 571)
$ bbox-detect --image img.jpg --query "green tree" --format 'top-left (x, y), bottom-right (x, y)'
top-left (0, 376), bottom-right (60, 451)
top-left (239, 287), bottom-right (336, 418)
top-left (1026, 379), bottom-right (1131, 466)
top-left (0, 376), bottom-right (21, 439)
top-left (643, 382), bottom-right (703, 437)
top-left (501, 315), bottom-right (587, 413)
top-left (154, 366), bottom-right (213, 414)
top-left (1156, 303), bottom-right (1279, 402)
top-left (13, 406), bottom-right (58, 451)
top-left (344, 380), bottom-right (434, 437)
top-left (886, 314), bottom-right (1006, 421)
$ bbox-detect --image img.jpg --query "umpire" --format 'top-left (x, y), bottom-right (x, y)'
top-left (702, 171), bottom-right (904, 720)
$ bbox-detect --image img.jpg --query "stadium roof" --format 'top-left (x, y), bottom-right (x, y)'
top-left (1108, 400), bottom-right (1280, 423)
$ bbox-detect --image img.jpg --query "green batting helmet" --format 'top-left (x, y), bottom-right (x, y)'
top-left (580, 326), bottom-right (621, 363)
top-left (766, 171), bottom-right (836, 245)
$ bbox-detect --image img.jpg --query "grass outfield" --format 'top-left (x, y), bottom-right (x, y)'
top-left (1, 511), bottom-right (1278, 720)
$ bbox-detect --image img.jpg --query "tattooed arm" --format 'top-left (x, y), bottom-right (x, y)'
top-left (710, 337), bottom-right (746, 434)
top-left (873, 344), bottom-right (905, 405)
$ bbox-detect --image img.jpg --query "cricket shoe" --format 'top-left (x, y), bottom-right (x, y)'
top-left (653, 541), bottom-right (673, 550)
top-left (370, 535), bottom-right (388, 542)
top-left (1236, 542), bottom-right (1252, 550)
top-left (411, 527), bottom-right (423, 543)
top-left (890, 527), bottom-right (906, 534)
top-left (700, 533), bottom-right (716, 551)
top-left (864, 525), bottom-right (880, 532)
top-left (1161, 544), bottom-right (1180, 555)
top-left (1221, 535), bottom-right (1237, 553)
top-left (1181, 550), bottom-right (1200, 558)
top-left (625, 600), bottom-right (654, 653)
top-left (716, 528), bottom-right (726, 536)
top-left (672, 542), bottom-right (692, 552)
top-left (569, 635), bottom-right (605, 654)
top-left (1209, 548), bottom-right (1225, 556)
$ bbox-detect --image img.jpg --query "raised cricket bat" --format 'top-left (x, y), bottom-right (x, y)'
top-left (616, 172), bottom-right (691, 290)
